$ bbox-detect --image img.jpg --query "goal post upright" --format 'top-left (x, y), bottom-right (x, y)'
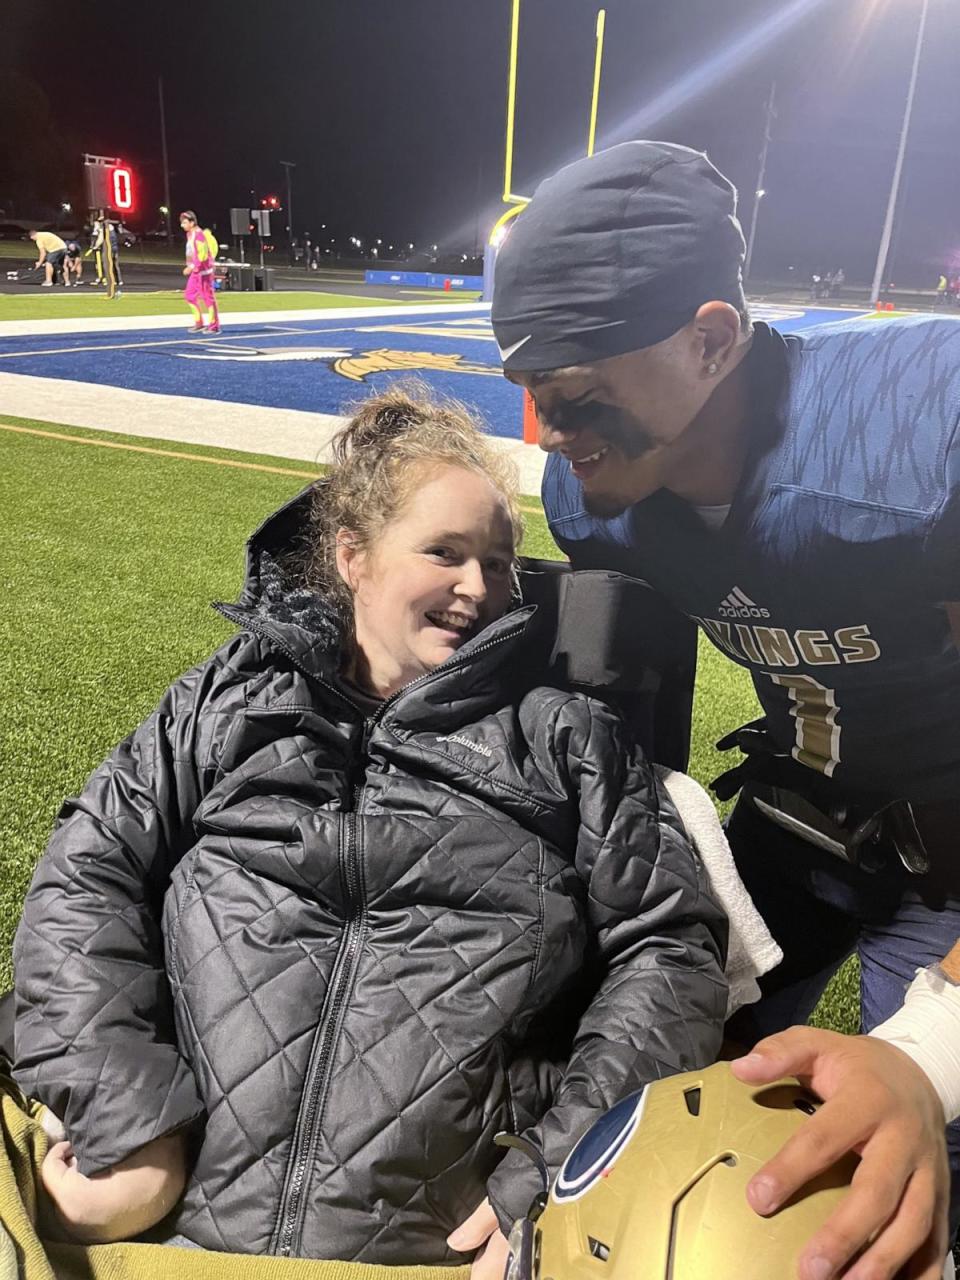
top-left (482, 1), bottom-right (607, 302)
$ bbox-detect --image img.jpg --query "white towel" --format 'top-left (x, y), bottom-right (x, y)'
top-left (656, 766), bottom-right (782, 1018)
top-left (38, 1104), bottom-right (67, 1143)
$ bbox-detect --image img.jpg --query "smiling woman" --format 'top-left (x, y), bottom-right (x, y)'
top-left (304, 383), bottom-right (523, 698)
top-left (11, 383), bottom-right (727, 1268)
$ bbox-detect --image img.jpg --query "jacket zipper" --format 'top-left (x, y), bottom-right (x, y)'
top-left (218, 604), bottom-right (523, 1253)
top-left (274, 778), bottom-right (367, 1257)
top-left (218, 606), bottom-right (374, 1257)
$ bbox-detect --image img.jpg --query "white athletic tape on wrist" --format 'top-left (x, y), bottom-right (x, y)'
top-left (869, 965), bottom-right (960, 1123)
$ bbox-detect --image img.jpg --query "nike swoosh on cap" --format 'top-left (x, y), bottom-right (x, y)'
top-left (497, 333), bottom-right (534, 362)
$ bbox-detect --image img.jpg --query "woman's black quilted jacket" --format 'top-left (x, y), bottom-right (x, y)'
top-left (13, 492), bottom-right (727, 1262)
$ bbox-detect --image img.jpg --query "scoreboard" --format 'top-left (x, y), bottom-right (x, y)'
top-left (83, 156), bottom-right (136, 213)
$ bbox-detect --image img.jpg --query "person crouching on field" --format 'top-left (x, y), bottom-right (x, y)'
top-left (13, 385), bottom-right (726, 1272)
top-left (28, 229), bottom-right (67, 287)
top-left (63, 239), bottom-right (83, 287)
top-left (180, 210), bottom-right (220, 334)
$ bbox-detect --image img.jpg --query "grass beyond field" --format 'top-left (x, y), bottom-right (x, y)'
top-left (0, 289), bottom-right (432, 323)
top-left (0, 241), bottom-right (188, 266)
top-left (0, 415), bottom-right (858, 1028)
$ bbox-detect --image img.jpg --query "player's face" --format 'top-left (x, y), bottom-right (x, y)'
top-left (508, 325), bottom-right (719, 516)
top-left (336, 465), bottom-right (517, 699)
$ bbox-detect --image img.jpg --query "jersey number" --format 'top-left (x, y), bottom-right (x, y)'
top-left (770, 674), bottom-right (840, 777)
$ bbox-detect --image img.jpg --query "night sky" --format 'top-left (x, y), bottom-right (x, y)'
top-left (2, 0), bottom-right (958, 284)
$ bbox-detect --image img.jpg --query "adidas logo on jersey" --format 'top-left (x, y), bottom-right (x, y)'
top-left (718, 586), bottom-right (770, 619)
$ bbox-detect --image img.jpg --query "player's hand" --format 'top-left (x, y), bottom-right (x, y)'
top-left (732, 1028), bottom-right (949, 1279)
top-left (448, 1198), bottom-right (511, 1279)
top-left (40, 1132), bottom-right (188, 1244)
top-left (182, 266), bottom-right (191, 276)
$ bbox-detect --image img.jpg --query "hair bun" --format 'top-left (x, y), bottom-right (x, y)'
top-left (333, 386), bottom-right (427, 464)
top-left (373, 403), bottom-right (415, 436)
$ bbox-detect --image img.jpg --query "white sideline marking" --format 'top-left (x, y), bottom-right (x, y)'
top-left (0, 372), bottom-right (547, 495)
top-left (0, 325), bottom-right (418, 360)
top-left (0, 300), bottom-right (491, 339)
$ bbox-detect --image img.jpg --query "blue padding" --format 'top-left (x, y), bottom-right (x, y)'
top-left (364, 270), bottom-right (483, 290)
top-left (365, 270), bottom-right (426, 286)
top-left (425, 273), bottom-right (483, 291)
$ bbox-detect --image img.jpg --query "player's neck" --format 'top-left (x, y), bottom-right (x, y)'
top-left (662, 334), bottom-right (756, 507)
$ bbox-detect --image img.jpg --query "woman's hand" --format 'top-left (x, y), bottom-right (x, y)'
top-left (732, 1028), bottom-right (949, 1280)
top-left (448, 1198), bottom-right (512, 1280)
top-left (182, 266), bottom-right (192, 276)
top-left (40, 1131), bottom-right (188, 1244)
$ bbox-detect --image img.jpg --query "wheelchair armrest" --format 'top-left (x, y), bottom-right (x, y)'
top-left (0, 989), bottom-right (13, 1066)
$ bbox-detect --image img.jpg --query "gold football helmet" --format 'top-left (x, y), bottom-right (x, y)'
top-left (502, 1061), bottom-right (857, 1280)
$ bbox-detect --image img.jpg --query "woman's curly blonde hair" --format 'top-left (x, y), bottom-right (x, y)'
top-left (306, 381), bottom-right (524, 615)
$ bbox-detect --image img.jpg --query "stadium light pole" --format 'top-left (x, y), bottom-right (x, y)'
top-left (280, 160), bottom-right (296, 266)
top-left (744, 82), bottom-right (775, 282)
top-left (158, 77), bottom-right (173, 246)
top-left (869, 0), bottom-right (930, 306)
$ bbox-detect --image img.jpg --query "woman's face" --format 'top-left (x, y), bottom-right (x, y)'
top-left (337, 464), bottom-right (517, 700)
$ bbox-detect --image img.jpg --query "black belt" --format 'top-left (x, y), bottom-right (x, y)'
top-left (711, 720), bottom-right (932, 876)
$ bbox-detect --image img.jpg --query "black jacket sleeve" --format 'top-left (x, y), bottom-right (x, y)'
top-left (487, 695), bottom-right (728, 1229)
top-left (12, 634), bottom-right (256, 1175)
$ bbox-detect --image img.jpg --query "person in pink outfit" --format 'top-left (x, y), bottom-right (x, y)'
top-left (180, 211), bottom-right (220, 334)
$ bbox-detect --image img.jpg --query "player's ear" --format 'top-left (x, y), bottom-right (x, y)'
top-left (694, 301), bottom-right (741, 374)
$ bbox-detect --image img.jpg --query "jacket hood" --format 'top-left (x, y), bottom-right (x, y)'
top-left (232, 485), bottom-right (341, 641)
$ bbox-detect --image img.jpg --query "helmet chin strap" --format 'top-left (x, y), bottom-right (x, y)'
top-left (494, 1131), bottom-right (550, 1207)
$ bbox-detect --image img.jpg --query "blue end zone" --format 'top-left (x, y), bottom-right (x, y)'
top-left (0, 303), bottom-right (869, 442)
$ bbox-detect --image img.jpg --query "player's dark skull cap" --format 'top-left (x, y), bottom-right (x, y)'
top-left (491, 141), bottom-right (746, 372)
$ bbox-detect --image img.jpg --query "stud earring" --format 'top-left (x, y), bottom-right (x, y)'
top-left (707, 361), bottom-right (719, 374)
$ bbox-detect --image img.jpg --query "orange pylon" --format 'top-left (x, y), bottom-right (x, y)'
top-left (522, 390), bottom-right (539, 444)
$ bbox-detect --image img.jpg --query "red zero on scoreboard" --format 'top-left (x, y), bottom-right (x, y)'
top-left (111, 167), bottom-right (133, 210)
top-left (82, 157), bottom-right (136, 213)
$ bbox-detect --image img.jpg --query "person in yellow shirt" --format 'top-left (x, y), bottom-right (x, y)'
top-left (29, 230), bottom-right (67, 286)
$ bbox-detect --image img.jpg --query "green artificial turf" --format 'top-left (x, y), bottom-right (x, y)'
top-left (0, 289), bottom-right (424, 323)
top-left (0, 415), bottom-right (859, 1029)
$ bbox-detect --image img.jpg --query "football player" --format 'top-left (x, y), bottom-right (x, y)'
top-left (492, 140), bottom-right (960, 1280)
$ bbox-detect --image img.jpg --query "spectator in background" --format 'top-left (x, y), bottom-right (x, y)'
top-left (63, 239), bottom-right (83, 287)
top-left (86, 219), bottom-right (105, 286)
top-left (88, 216), bottom-right (123, 292)
top-left (29, 229), bottom-right (67, 287)
top-left (180, 210), bottom-right (221, 335)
